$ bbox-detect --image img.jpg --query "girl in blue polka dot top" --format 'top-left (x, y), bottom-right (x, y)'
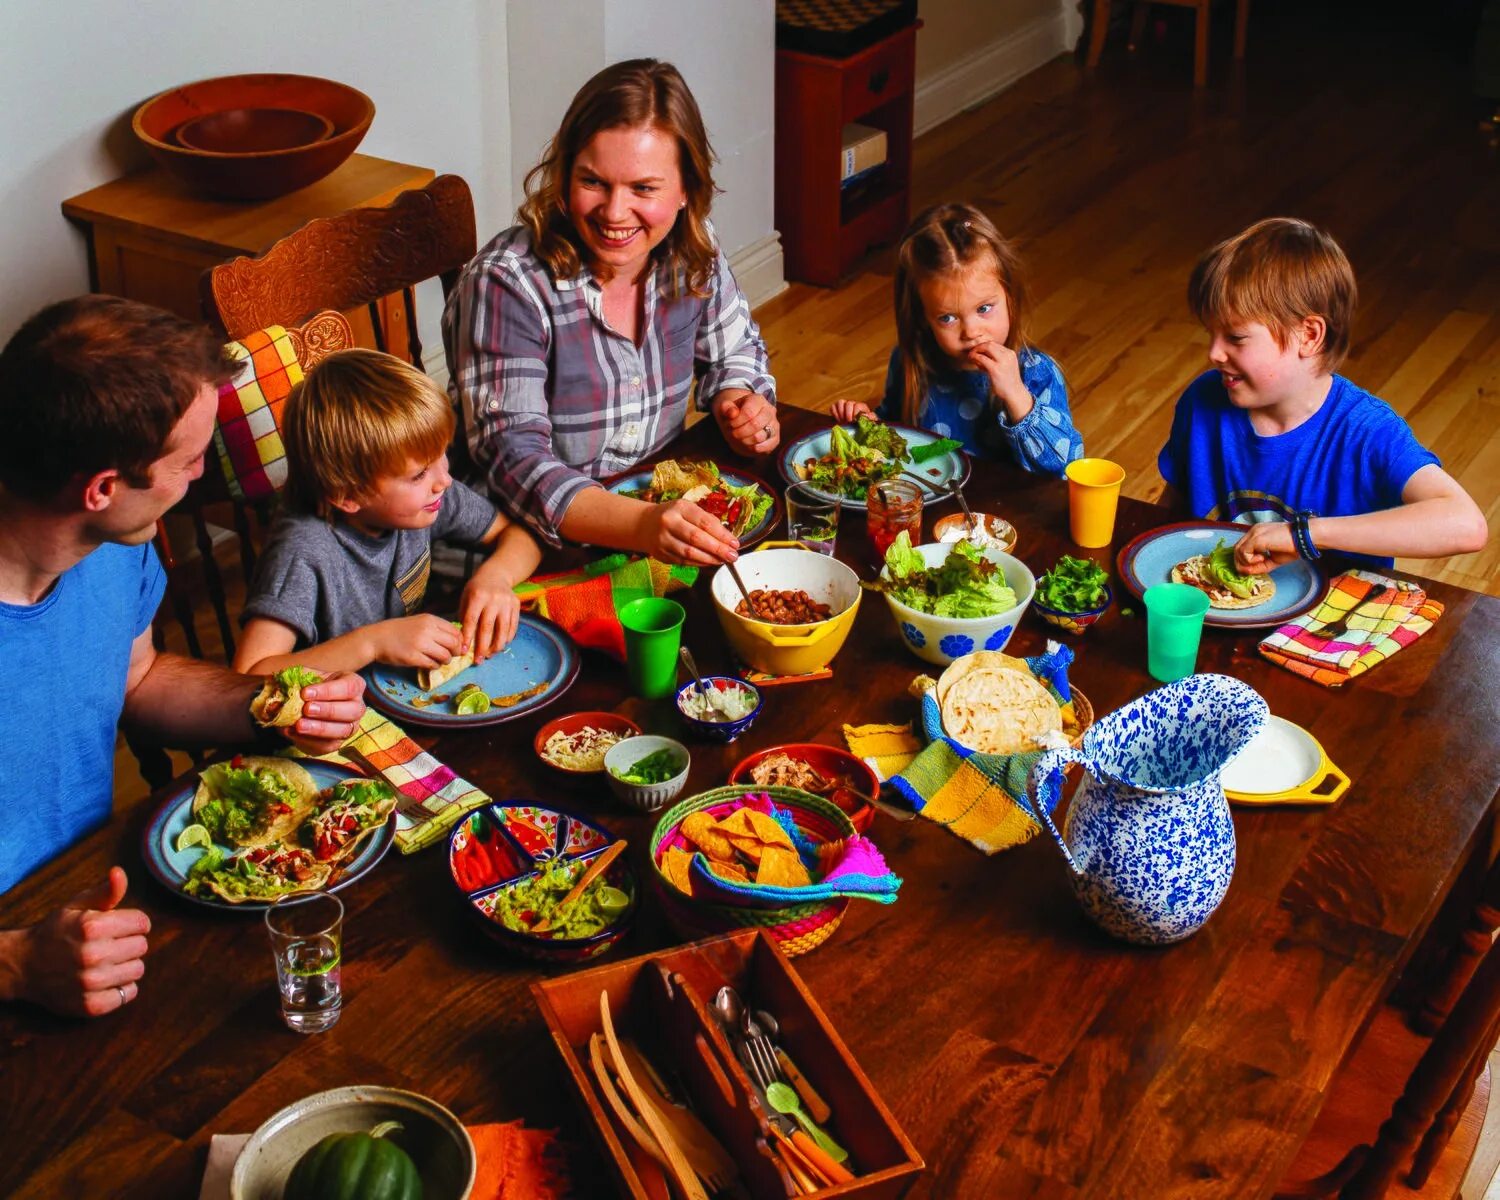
top-left (833, 203), bottom-right (1084, 477)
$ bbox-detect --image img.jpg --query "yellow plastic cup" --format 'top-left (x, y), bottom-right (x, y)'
top-left (1065, 458), bottom-right (1126, 548)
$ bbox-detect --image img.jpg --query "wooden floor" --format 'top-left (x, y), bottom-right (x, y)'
top-left (755, 0), bottom-right (1500, 596)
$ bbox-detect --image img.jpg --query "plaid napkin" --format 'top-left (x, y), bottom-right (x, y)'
top-left (881, 646), bottom-right (1076, 855)
top-left (199, 1122), bottom-right (570, 1200)
top-left (842, 721), bottom-right (922, 780)
top-left (291, 708), bottom-right (491, 854)
top-left (515, 553), bottom-right (697, 660)
top-left (1258, 569), bottom-right (1444, 687)
top-left (212, 326), bottom-right (302, 502)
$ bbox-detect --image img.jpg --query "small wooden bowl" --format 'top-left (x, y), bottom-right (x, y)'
top-left (132, 73), bottom-right (374, 200)
top-left (175, 107), bottom-right (333, 153)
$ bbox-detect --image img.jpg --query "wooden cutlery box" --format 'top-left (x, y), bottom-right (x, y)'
top-left (533, 929), bottom-right (923, 1199)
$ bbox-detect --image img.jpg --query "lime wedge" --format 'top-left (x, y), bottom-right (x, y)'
top-left (455, 685), bottom-right (491, 715)
top-left (175, 823), bottom-right (213, 853)
top-left (596, 886), bottom-right (631, 917)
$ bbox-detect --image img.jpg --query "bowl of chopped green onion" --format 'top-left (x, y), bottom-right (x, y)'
top-left (603, 735), bottom-right (692, 812)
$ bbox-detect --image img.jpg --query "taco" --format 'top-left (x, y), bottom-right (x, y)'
top-left (299, 778), bottom-right (399, 864)
top-left (191, 756), bottom-right (319, 849)
top-left (418, 651), bottom-right (474, 691)
top-left (631, 459), bottom-right (773, 537)
top-left (183, 841), bottom-right (333, 904)
top-left (1171, 539), bottom-right (1276, 609)
top-left (250, 665), bottom-right (322, 728)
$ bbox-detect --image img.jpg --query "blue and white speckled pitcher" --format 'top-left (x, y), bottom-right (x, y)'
top-left (1025, 674), bottom-right (1267, 945)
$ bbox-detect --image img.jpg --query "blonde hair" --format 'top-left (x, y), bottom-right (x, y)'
top-left (283, 349), bottom-right (454, 517)
top-left (516, 58), bottom-right (718, 298)
top-left (1188, 217), bottom-right (1356, 371)
top-left (893, 203), bottom-right (1029, 426)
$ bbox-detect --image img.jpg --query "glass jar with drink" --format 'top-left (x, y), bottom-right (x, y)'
top-left (867, 479), bottom-right (924, 560)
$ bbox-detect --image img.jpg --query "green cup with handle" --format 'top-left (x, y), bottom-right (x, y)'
top-left (619, 597), bottom-right (686, 699)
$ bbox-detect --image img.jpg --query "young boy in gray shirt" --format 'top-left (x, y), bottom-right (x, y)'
top-left (235, 349), bottom-right (541, 676)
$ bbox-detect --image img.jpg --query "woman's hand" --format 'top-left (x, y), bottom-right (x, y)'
top-left (641, 499), bottom-right (740, 566)
top-left (831, 399), bottom-right (874, 424)
top-left (714, 390), bottom-right (779, 455)
top-left (459, 574), bottom-right (522, 663)
top-left (1233, 523), bottom-right (1297, 575)
top-left (371, 615), bottom-right (466, 669)
top-left (970, 343), bottom-right (1033, 422)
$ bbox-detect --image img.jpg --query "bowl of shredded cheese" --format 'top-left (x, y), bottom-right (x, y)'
top-left (533, 711), bottom-right (642, 776)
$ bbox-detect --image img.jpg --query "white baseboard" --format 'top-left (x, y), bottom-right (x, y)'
top-left (730, 231), bottom-right (788, 311)
top-left (914, 7), bottom-right (1076, 137)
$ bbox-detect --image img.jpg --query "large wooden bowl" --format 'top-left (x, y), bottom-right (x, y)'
top-left (132, 73), bottom-right (374, 200)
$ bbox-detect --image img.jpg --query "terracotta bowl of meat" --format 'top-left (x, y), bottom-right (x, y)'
top-left (728, 743), bottom-right (879, 833)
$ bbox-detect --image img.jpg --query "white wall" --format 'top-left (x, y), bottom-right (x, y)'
top-left (0, 0), bottom-right (511, 352)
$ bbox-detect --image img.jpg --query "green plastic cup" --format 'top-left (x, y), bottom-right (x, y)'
top-left (619, 597), bottom-right (686, 699)
top-left (1143, 583), bottom-right (1211, 683)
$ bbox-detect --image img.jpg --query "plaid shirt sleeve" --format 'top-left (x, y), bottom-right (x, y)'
top-left (443, 248), bottom-right (599, 548)
top-left (693, 246), bottom-right (777, 409)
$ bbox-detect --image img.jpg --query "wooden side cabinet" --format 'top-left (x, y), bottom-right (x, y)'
top-left (774, 22), bottom-right (918, 286)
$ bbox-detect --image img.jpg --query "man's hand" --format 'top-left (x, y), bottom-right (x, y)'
top-left (4, 868), bottom-right (149, 1018)
top-left (459, 573), bottom-right (522, 664)
top-left (831, 399), bottom-right (875, 424)
top-left (640, 499), bottom-right (740, 566)
top-left (1233, 522), bottom-right (1297, 575)
top-left (286, 671), bottom-right (367, 755)
top-left (714, 391), bottom-right (779, 455)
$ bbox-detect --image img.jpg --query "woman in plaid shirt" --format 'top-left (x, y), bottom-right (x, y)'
top-left (444, 59), bottom-right (777, 567)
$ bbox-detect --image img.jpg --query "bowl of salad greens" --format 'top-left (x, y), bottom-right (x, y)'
top-left (1032, 554), bottom-right (1113, 635)
top-left (866, 531), bottom-right (1036, 666)
top-left (604, 735), bottom-right (693, 812)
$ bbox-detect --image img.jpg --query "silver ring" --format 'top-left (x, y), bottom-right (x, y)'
top-left (116, 984), bottom-right (128, 1006)
top-left (761, 423), bottom-right (773, 439)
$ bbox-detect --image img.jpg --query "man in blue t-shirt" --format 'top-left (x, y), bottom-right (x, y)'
top-left (1158, 218), bottom-right (1486, 571)
top-left (0, 297), bottom-right (368, 1018)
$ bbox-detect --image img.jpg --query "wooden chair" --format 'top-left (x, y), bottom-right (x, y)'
top-left (1086, 0), bottom-right (1250, 87)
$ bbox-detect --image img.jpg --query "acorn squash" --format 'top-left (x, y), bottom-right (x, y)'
top-left (283, 1120), bottom-right (422, 1200)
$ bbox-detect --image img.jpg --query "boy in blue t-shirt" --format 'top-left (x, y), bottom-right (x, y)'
top-left (1158, 218), bottom-right (1486, 571)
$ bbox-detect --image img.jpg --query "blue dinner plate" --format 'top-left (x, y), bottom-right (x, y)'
top-left (142, 758), bottom-right (392, 911)
top-left (601, 461), bottom-right (782, 548)
top-left (1116, 521), bottom-right (1328, 630)
top-left (777, 421), bottom-right (972, 510)
top-left (362, 612), bottom-right (579, 728)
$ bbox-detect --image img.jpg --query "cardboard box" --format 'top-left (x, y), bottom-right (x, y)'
top-left (533, 929), bottom-right (924, 1199)
top-left (840, 124), bottom-right (888, 183)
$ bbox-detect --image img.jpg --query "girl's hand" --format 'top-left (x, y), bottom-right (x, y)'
top-left (970, 343), bottom-right (1031, 418)
top-left (641, 499), bottom-right (739, 566)
top-left (831, 399), bottom-right (874, 424)
top-left (459, 579), bottom-right (521, 663)
top-left (373, 614), bottom-right (466, 668)
top-left (1233, 523), bottom-right (1297, 574)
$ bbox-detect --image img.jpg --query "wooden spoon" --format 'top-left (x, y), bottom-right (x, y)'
top-left (531, 840), bottom-right (625, 934)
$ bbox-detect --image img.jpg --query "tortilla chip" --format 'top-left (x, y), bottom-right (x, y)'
top-left (650, 459), bottom-right (717, 497)
top-left (660, 846), bottom-right (696, 896)
top-left (756, 846), bottom-right (812, 888)
top-left (708, 860), bottom-right (750, 884)
top-left (718, 808), bottom-right (796, 850)
top-left (681, 812), bottom-right (738, 862)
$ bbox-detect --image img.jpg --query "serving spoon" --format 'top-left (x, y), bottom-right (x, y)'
top-left (678, 646), bottom-right (727, 717)
top-left (950, 480), bottom-right (978, 533)
top-left (724, 560), bottom-right (763, 619)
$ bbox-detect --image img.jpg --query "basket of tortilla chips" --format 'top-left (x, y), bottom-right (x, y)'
top-left (650, 786), bottom-right (863, 956)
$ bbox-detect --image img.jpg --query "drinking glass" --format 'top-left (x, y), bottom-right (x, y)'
top-left (866, 479), bottom-right (924, 561)
top-left (1144, 583), bottom-right (1211, 683)
top-left (265, 892), bottom-right (344, 1033)
top-left (785, 482), bottom-right (841, 555)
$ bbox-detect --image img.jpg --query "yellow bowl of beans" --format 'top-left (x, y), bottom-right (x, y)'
top-left (708, 547), bottom-right (862, 676)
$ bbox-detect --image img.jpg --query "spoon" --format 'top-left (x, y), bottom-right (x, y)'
top-left (765, 1080), bottom-right (849, 1164)
top-left (951, 480), bottom-right (978, 533)
top-left (678, 646), bottom-right (726, 717)
top-left (756, 1010), bottom-right (833, 1124)
top-left (531, 840), bottom-right (626, 933)
top-left (725, 560), bottom-right (761, 619)
top-left (713, 985), bottom-right (745, 1033)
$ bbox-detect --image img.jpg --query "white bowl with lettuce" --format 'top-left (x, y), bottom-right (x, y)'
top-left (870, 532), bottom-right (1036, 666)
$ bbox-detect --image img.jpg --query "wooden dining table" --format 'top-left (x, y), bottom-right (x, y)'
top-left (3, 403), bottom-right (1498, 1199)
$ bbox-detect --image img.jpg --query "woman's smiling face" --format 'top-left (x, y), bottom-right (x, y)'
top-left (567, 124), bottom-right (687, 280)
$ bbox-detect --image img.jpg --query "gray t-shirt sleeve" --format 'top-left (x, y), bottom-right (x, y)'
top-left (432, 480), bottom-right (499, 545)
top-left (240, 511), bottom-right (330, 646)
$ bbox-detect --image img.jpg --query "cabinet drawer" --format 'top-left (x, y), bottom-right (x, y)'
top-left (840, 26), bottom-right (915, 120)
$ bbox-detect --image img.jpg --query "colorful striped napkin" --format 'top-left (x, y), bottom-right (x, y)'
top-left (841, 721), bottom-right (922, 780)
top-left (515, 553), bottom-right (697, 660)
top-left (1258, 569), bottom-right (1444, 687)
top-left (292, 708), bottom-right (490, 854)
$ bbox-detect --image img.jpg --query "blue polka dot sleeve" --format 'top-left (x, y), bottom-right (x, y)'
top-left (994, 348), bottom-right (1085, 477)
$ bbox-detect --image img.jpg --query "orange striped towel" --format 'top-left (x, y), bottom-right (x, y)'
top-left (1258, 569), bottom-right (1443, 687)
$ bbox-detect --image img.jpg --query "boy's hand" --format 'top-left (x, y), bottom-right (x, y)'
top-left (374, 615), bottom-right (466, 669)
top-left (287, 672), bottom-right (367, 754)
top-left (970, 343), bottom-right (1032, 418)
top-left (641, 499), bottom-right (739, 566)
top-left (714, 391), bottom-right (779, 455)
top-left (459, 575), bottom-right (521, 663)
top-left (1233, 523), bottom-right (1297, 574)
top-left (831, 399), bottom-right (874, 424)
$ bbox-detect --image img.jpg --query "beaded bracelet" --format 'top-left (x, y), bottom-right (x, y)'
top-left (1290, 511), bottom-right (1321, 561)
